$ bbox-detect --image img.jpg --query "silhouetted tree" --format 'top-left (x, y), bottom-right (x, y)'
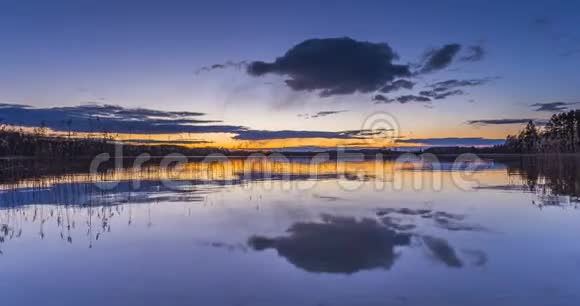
top-left (505, 110), bottom-right (580, 153)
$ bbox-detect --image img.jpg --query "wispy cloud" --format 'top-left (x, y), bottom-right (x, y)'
top-left (530, 101), bottom-right (580, 112)
top-left (380, 79), bottom-right (415, 93)
top-left (417, 78), bottom-right (493, 100)
top-left (374, 94), bottom-right (432, 104)
top-left (0, 103), bottom-right (396, 143)
top-left (0, 103), bottom-right (245, 134)
top-left (119, 139), bottom-right (213, 145)
top-left (298, 110), bottom-right (348, 119)
top-left (531, 16), bottom-right (580, 58)
top-left (232, 128), bottom-right (392, 141)
top-left (395, 137), bottom-right (504, 146)
top-left (419, 89), bottom-right (464, 100)
top-left (427, 78), bottom-right (492, 90)
top-left (195, 61), bottom-right (248, 75)
top-left (460, 45), bottom-right (486, 62)
top-left (466, 118), bottom-right (547, 126)
top-left (419, 44), bottom-right (462, 73)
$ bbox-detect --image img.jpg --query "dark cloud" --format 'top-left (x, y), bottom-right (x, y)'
top-left (395, 137), bottom-right (504, 146)
top-left (379, 77), bottom-right (491, 103)
top-left (0, 103), bottom-right (396, 142)
top-left (312, 110), bottom-right (347, 118)
top-left (248, 215), bottom-right (412, 274)
top-left (420, 44), bottom-right (462, 73)
top-left (377, 208), bottom-right (433, 217)
top-left (0, 103), bottom-right (245, 135)
top-left (432, 214), bottom-right (486, 232)
top-left (466, 118), bottom-right (545, 126)
top-left (428, 78), bottom-right (491, 91)
top-left (461, 45), bottom-right (486, 62)
top-left (419, 89), bottom-right (464, 100)
top-left (200, 241), bottom-right (248, 252)
top-left (246, 37), bottom-right (411, 97)
top-left (232, 128), bottom-right (392, 141)
top-left (312, 194), bottom-right (346, 201)
top-left (380, 79), bottom-right (415, 93)
top-left (118, 139), bottom-right (213, 145)
top-left (530, 101), bottom-right (580, 112)
top-left (417, 78), bottom-right (493, 101)
top-left (373, 94), bottom-right (395, 104)
top-left (421, 236), bottom-right (463, 268)
top-left (395, 95), bottom-right (431, 104)
top-left (377, 208), bottom-right (486, 232)
top-left (195, 61), bottom-right (248, 74)
top-left (299, 110), bottom-right (348, 119)
top-left (374, 94), bottom-right (431, 104)
top-left (246, 211), bottom-right (481, 273)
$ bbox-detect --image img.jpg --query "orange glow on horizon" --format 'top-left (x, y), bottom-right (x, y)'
top-left (3, 124), bottom-right (511, 150)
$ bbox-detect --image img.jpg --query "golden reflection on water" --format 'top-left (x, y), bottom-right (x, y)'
top-left (0, 158), bottom-right (510, 191)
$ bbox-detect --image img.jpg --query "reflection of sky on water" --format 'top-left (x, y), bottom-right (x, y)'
top-left (1, 157), bottom-right (580, 306)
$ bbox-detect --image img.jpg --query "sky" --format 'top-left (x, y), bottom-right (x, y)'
top-left (0, 0), bottom-right (579, 149)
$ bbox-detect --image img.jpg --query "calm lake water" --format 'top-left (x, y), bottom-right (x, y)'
top-left (0, 156), bottom-right (579, 306)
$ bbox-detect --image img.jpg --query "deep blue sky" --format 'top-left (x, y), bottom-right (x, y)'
top-left (0, 0), bottom-right (579, 147)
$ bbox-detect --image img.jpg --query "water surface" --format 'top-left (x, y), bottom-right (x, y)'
top-left (1, 156), bottom-right (579, 306)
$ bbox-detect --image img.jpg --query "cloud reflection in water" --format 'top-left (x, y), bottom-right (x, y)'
top-left (248, 215), bottom-right (412, 274)
top-left (248, 213), bottom-right (488, 274)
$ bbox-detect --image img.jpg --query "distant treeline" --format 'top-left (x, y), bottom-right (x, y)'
top-left (0, 125), bottom-right (228, 159)
top-left (3, 110), bottom-right (580, 159)
top-left (504, 110), bottom-right (580, 153)
top-left (423, 110), bottom-right (580, 154)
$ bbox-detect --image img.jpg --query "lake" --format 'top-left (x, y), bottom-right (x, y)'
top-left (0, 155), bottom-right (579, 306)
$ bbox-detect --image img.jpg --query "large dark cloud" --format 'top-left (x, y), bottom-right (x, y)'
top-left (246, 37), bottom-right (411, 97)
top-left (202, 39), bottom-right (488, 104)
top-left (530, 101), bottom-right (580, 112)
top-left (0, 103), bottom-right (245, 134)
top-left (467, 118), bottom-right (547, 126)
top-left (248, 215), bottom-right (412, 274)
top-left (396, 137), bottom-right (504, 146)
top-left (248, 212), bottom-right (484, 273)
top-left (420, 44), bottom-right (462, 73)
